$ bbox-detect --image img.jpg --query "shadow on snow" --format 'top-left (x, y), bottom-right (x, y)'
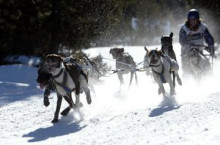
top-left (0, 65), bottom-right (43, 106)
top-left (149, 105), bottom-right (180, 117)
top-left (23, 122), bottom-right (86, 142)
top-left (0, 82), bottom-right (43, 107)
top-left (149, 96), bottom-right (181, 117)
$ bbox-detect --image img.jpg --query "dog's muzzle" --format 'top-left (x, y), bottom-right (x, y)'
top-left (148, 53), bottom-right (159, 65)
top-left (44, 61), bottom-right (58, 73)
top-left (150, 58), bottom-right (159, 65)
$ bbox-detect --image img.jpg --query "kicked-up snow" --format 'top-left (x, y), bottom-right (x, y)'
top-left (1, 44), bottom-right (220, 145)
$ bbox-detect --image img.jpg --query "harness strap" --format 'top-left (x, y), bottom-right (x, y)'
top-left (52, 67), bottom-right (76, 93)
top-left (83, 55), bottom-right (105, 77)
top-left (53, 78), bottom-right (74, 93)
top-left (64, 63), bottom-right (85, 95)
top-left (63, 69), bottom-right (68, 86)
top-left (149, 64), bottom-right (161, 67)
top-left (53, 68), bottom-right (64, 78)
top-left (152, 63), bottom-right (166, 83)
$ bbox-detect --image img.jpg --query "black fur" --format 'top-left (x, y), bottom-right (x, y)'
top-left (36, 66), bottom-right (74, 123)
top-left (161, 32), bottom-right (177, 61)
top-left (161, 32), bottom-right (178, 87)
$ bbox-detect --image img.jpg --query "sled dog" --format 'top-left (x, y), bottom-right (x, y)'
top-left (144, 47), bottom-right (182, 97)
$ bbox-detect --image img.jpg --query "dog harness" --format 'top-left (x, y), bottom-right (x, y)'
top-left (52, 69), bottom-right (74, 93)
top-left (151, 61), bottom-right (166, 83)
top-left (151, 56), bottom-right (175, 84)
top-left (52, 68), bottom-right (64, 78)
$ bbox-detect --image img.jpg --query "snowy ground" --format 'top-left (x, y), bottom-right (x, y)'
top-left (1, 43), bottom-right (220, 145)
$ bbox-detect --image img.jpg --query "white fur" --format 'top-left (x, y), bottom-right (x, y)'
top-left (52, 61), bottom-right (90, 106)
top-left (151, 56), bottom-right (181, 97)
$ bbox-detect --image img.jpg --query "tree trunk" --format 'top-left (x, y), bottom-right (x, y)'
top-left (49, 0), bottom-right (61, 54)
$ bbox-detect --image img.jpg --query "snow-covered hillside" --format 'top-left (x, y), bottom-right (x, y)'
top-left (1, 44), bottom-right (220, 145)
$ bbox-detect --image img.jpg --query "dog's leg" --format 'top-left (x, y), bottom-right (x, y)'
top-left (168, 78), bottom-right (175, 96)
top-left (80, 72), bottom-right (92, 104)
top-left (117, 73), bottom-right (124, 85)
top-left (61, 106), bottom-right (71, 116)
top-left (172, 72), bottom-right (176, 88)
top-left (61, 94), bottom-right (75, 116)
top-left (175, 73), bottom-right (182, 85)
top-left (153, 75), bottom-right (165, 96)
top-left (82, 86), bottom-right (92, 104)
top-left (75, 94), bottom-right (83, 108)
top-left (43, 88), bottom-right (50, 107)
top-left (135, 72), bottom-right (138, 85)
top-left (89, 81), bottom-right (96, 95)
top-left (64, 93), bottom-right (75, 108)
top-left (74, 81), bottom-right (83, 108)
top-left (158, 84), bottom-right (165, 96)
top-left (129, 72), bottom-right (134, 86)
top-left (75, 93), bottom-right (80, 105)
top-left (52, 94), bottom-right (63, 123)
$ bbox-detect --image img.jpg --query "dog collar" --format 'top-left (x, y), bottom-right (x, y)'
top-left (52, 68), bottom-right (64, 78)
top-left (149, 61), bottom-right (162, 67)
top-left (149, 64), bottom-right (161, 67)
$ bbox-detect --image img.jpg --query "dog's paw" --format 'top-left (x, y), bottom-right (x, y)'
top-left (170, 90), bottom-right (176, 96)
top-left (158, 88), bottom-right (162, 95)
top-left (86, 95), bottom-right (92, 104)
top-left (51, 118), bottom-right (59, 123)
top-left (177, 77), bottom-right (182, 86)
top-left (75, 102), bottom-right (83, 108)
top-left (44, 99), bottom-right (50, 107)
top-left (61, 107), bottom-right (71, 116)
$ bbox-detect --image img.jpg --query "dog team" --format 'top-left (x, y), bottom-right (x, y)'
top-left (36, 32), bottom-right (205, 123)
top-left (37, 9), bottom-right (215, 123)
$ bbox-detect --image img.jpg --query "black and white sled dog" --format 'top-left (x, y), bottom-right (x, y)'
top-left (36, 66), bottom-right (75, 123)
top-left (144, 47), bottom-right (182, 97)
top-left (37, 53), bottom-right (106, 123)
top-left (43, 54), bottom-right (92, 121)
top-left (109, 47), bottom-right (138, 86)
top-left (143, 32), bottom-right (177, 77)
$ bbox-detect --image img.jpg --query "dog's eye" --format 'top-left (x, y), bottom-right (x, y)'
top-left (46, 59), bottom-right (52, 64)
top-left (50, 62), bottom-right (58, 66)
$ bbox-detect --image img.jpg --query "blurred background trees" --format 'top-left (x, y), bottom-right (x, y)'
top-left (0, 0), bottom-right (219, 61)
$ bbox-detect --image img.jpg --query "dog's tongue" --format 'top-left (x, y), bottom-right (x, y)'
top-left (39, 83), bottom-right (45, 89)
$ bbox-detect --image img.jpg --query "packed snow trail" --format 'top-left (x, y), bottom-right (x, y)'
top-left (1, 44), bottom-right (220, 145)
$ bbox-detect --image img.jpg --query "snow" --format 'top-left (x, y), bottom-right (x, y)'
top-left (1, 43), bottom-right (220, 145)
top-left (4, 55), bottom-right (41, 66)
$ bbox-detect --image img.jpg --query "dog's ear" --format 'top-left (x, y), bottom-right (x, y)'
top-left (144, 46), bottom-right (149, 54)
top-left (157, 50), bottom-right (164, 57)
top-left (170, 32), bottom-right (173, 38)
top-left (120, 48), bottom-right (124, 52)
top-left (57, 55), bottom-right (64, 62)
